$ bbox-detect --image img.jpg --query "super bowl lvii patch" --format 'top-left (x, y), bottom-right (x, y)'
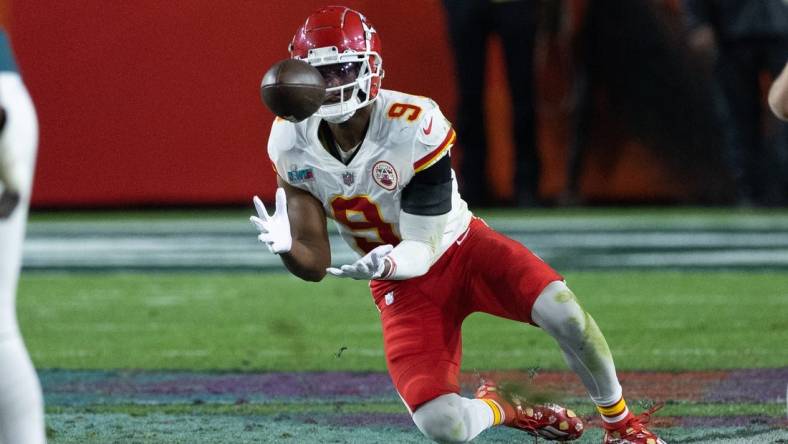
top-left (287, 166), bottom-right (315, 184)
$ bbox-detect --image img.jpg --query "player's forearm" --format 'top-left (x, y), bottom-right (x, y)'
top-left (379, 211), bottom-right (447, 280)
top-left (769, 62), bottom-right (788, 121)
top-left (380, 240), bottom-right (433, 280)
top-left (279, 240), bottom-right (330, 282)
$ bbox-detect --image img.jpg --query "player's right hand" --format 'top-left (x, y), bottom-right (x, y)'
top-left (250, 188), bottom-right (292, 254)
top-left (326, 244), bottom-right (394, 280)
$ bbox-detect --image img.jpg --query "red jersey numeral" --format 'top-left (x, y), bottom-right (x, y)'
top-left (330, 195), bottom-right (400, 253)
top-left (387, 103), bottom-right (422, 121)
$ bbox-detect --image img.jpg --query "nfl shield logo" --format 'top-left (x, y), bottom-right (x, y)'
top-left (342, 171), bottom-right (355, 186)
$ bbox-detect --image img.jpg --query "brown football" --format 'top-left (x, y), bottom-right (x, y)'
top-left (260, 59), bottom-right (326, 122)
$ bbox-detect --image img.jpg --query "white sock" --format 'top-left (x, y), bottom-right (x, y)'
top-left (531, 281), bottom-right (623, 406)
top-left (412, 393), bottom-right (494, 443)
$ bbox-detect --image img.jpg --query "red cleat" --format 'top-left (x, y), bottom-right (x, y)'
top-left (602, 403), bottom-right (666, 444)
top-left (476, 379), bottom-right (584, 441)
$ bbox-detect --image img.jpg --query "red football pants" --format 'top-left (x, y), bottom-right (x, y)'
top-left (369, 218), bottom-right (563, 412)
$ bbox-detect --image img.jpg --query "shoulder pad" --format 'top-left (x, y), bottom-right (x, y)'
top-left (412, 102), bottom-right (454, 173)
top-left (267, 117), bottom-right (298, 160)
top-left (415, 103), bottom-right (451, 147)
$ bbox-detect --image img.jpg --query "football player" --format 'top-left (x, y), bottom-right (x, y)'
top-left (0, 24), bottom-right (46, 444)
top-left (251, 6), bottom-right (665, 443)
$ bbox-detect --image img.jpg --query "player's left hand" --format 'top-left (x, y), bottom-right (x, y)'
top-left (250, 188), bottom-right (293, 254)
top-left (326, 244), bottom-right (394, 280)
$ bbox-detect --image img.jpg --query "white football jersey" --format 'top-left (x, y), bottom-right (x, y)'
top-left (267, 89), bottom-right (473, 261)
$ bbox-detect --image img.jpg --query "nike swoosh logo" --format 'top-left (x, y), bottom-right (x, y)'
top-left (455, 225), bottom-right (471, 245)
top-left (423, 117), bottom-right (433, 135)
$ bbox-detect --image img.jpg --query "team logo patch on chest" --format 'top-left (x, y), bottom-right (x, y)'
top-left (287, 166), bottom-right (315, 184)
top-left (372, 161), bottom-right (398, 191)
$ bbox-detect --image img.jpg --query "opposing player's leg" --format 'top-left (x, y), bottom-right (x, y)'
top-left (0, 65), bottom-right (45, 444)
top-left (0, 317), bottom-right (45, 444)
top-left (0, 193), bottom-right (45, 444)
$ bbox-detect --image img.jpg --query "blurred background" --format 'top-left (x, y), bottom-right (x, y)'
top-left (6, 3), bottom-right (788, 441)
top-left (7, 0), bottom-right (788, 209)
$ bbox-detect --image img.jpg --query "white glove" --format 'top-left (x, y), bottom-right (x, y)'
top-left (327, 244), bottom-right (394, 280)
top-left (250, 188), bottom-right (292, 254)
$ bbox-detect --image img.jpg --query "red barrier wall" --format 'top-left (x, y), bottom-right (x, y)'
top-left (10, 1), bottom-right (457, 206)
top-left (10, 1), bottom-right (681, 207)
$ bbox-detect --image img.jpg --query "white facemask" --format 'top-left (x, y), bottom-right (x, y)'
top-left (322, 110), bottom-right (356, 124)
top-left (319, 94), bottom-right (361, 123)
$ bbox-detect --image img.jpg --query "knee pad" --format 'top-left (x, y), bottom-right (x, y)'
top-left (531, 281), bottom-right (587, 340)
top-left (412, 393), bottom-right (469, 443)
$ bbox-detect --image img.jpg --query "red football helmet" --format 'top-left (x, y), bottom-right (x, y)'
top-left (289, 6), bottom-right (384, 123)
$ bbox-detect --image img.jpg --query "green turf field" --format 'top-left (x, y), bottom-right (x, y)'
top-left (18, 271), bottom-right (788, 371)
top-left (17, 208), bottom-right (788, 443)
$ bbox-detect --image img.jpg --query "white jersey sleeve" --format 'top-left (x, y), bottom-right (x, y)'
top-left (412, 101), bottom-right (456, 174)
top-left (376, 92), bottom-right (470, 263)
top-left (266, 117), bottom-right (298, 182)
